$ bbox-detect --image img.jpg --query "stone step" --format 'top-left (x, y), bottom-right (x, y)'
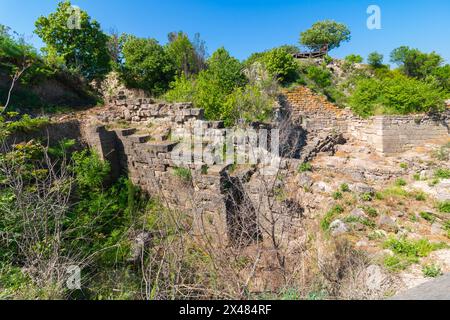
top-left (129, 134), bottom-right (151, 143)
top-left (146, 141), bottom-right (179, 153)
top-left (116, 128), bottom-right (137, 137)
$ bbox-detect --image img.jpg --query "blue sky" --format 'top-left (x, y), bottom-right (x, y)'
top-left (1, 0), bottom-right (449, 63)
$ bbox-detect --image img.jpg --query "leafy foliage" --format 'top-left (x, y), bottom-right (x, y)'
top-left (120, 35), bottom-right (176, 96)
top-left (390, 46), bottom-right (443, 79)
top-left (262, 47), bottom-right (298, 84)
top-left (349, 73), bottom-right (446, 117)
top-left (300, 20), bottom-right (351, 51)
top-left (367, 52), bottom-right (384, 68)
top-left (34, 1), bottom-right (111, 80)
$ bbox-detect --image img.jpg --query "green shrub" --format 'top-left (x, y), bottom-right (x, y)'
top-left (349, 73), bottom-right (446, 117)
top-left (395, 178), bottom-right (407, 187)
top-left (400, 163), bottom-right (408, 169)
top-left (121, 35), bottom-right (176, 95)
top-left (298, 162), bottom-right (313, 172)
top-left (262, 47), bottom-right (298, 84)
top-left (422, 264), bottom-right (442, 278)
top-left (320, 205), bottom-right (345, 231)
top-left (367, 52), bottom-right (384, 68)
top-left (363, 206), bottom-right (378, 218)
top-left (419, 212), bottom-right (435, 223)
top-left (173, 167), bottom-right (192, 183)
top-left (305, 65), bottom-right (332, 89)
top-left (332, 191), bottom-right (343, 200)
top-left (345, 54), bottom-right (363, 64)
top-left (361, 192), bottom-right (374, 202)
top-left (438, 201), bottom-right (450, 214)
top-left (164, 74), bottom-right (196, 103)
top-left (435, 168), bottom-right (450, 179)
top-left (340, 183), bottom-right (350, 192)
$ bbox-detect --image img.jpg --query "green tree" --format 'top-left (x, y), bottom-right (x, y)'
top-left (345, 54), bottom-right (363, 64)
top-left (432, 65), bottom-right (450, 92)
top-left (194, 47), bottom-right (246, 120)
top-left (367, 52), bottom-right (384, 68)
top-left (121, 35), bottom-right (175, 96)
top-left (34, 1), bottom-right (111, 80)
top-left (300, 20), bottom-right (351, 52)
top-left (262, 47), bottom-right (298, 84)
top-left (166, 31), bottom-right (198, 76)
top-left (390, 46), bottom-right (443, 79)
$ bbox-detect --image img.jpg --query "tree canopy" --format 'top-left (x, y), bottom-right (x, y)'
top-left (120, 35), bottom-right (176, 96)
top-left (34, 1), bottom-right (111, 80)
top-left (390, 46), bottom-right (443, 79)
top-left (300, 20), bottom-right (351, 52)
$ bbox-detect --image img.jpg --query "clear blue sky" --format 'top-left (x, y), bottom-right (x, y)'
top-left (1, 0), bottom-right (449, 63)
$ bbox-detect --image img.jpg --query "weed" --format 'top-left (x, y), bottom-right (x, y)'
top-left (321, 205), bottom-right (345, 232)
top-left (437, 201), bottom-right (450, 214)
top-left (298, 162), bottom-right (313, 173)
top-left (340, 183), bottom-right (350, 193)
top-left (422, 264), bottom-right (442, 278)
top-left (400, 163), bottom-right (408, 170)
top-left (395, 178), bottom-right (407, 187)
top-left (413, 173), bottom-right (421, 181)
top-left (172, 167), bottom-right (192, 183)
top-left (434, 168), bottom-right (450, 179)
top-left (419, 212), bottom-right (435, 223)
top-left (363, 206), bottom-right (378, 218)
top-left (332, 191), bottom-right (343, 200)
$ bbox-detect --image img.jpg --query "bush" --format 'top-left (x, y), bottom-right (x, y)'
top-left (349, 73), bottom-right (446, 117)
top-left (34, 1), bottom-right (111, 80)
top-left (438, 201), bottom-right (450, 214)
top-left (121, 35), bottom-right (175, 96)
top-left (172, 167), bottom-right (192, 183)
top-left (298, 162), bottom-right (313, 172)
top-left (222, 84), bottom-right (274, 126)
top-left (367, 52), bottom-right (384, 68)
top-left (419, 212), bottom-right (435, 223)
top-left (164, 74), bottom-right (196, 103)
top-left (435, 168), bottom-right (450, 179)
top-left (193, 47), bottom-right (246, 121)
top-left (395, 178), bottom-right (407, 187)
top-left (422, 264), bottom-right (442, 278)
top-left (321, 205), bottom-right (345, 231)
top-left (345, 54), bottom-right (363, 64)
top-left (262, 48), bottom-right (298, 84)
top-left (305, 65), bottom-right (332, 89)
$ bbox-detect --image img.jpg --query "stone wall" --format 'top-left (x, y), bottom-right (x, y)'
top-left (283, 86), bottom-right (450, 154)
top-left (347, 114), bottom-right (450, 154)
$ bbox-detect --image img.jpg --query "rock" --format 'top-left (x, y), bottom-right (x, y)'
top-left (315, 181), bottom-right (333, 193)
top-left (350, 208), bottom-right (368, 219)
top-left (350, 182), bottom-right (375, 195)
top-left (431, 222), bottom-right (445, 236)
top-left (393, 211), bottom-right (405, 218)
top-left (377, 215), bottom-right (398, 232)
top-left (298, 173), bottom-right (313, 189)
top-left (356, 240), bottom-right (369, 248)
top-left (129, 232), bottom-right (152, 263)
top-left (365, 265), bottom-right (386, 291)
top-left (329, 219), bottom-right (349, 236)
top-left (420, 170), bottom-right (434, 180)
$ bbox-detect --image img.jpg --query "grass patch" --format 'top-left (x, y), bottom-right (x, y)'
top-left (383, 237), bottom-right (447, 272)
top-left (362, 206), bottom-right (378, 218)
top-left (332, 191), bottom-right (343, 200)
top-left (422, 264), bottom-right (442, 278)
top-left (298, 162), bottom-right (312, 173)
top-left (395, 178), bottom-right (407, 187)
top-left (419, 212), bottom-right (436, 223)
top-left (172, 167), bottom-right (192, 183)
top-left (435, 168), bottom-right (450, 179)
top-left (438, 201), bottom-right (450, 214)
top-left (320, 205), bottom-right (345, 232)
top-left (400, 163), bottom-right (408, 170)
top-left (340, 183), bottom-right (350, 193)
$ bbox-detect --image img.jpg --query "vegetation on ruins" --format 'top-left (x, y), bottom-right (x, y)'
top-left (0, 0), bottom-right (449, 301)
